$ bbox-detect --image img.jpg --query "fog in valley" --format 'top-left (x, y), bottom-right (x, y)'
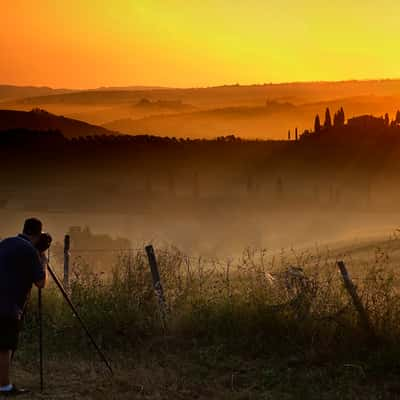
top-left (1, 81), bottom-right (400, 271)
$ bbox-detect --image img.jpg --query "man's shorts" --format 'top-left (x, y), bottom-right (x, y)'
top-left (0, 317), bottom-right (21, 351)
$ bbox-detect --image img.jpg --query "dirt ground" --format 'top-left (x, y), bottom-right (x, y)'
top-left (4, 351), bottom-right (400, 400)
top-left (6, 357), bottom-right (255, 400)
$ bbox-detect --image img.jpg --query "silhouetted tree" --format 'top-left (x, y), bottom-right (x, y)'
top-left (288, 130), bottom-right (291, 140)
top-left (168, 171), bottom-right (175, 196)
top-left (295, 129), bottom-right (298, 141)
top-left (145, 175), bottom-right (153, 195)
top-left (324, 108), bottom-right (332, 129)
top-left (59, 226), bottom-right (131, 271)
top-left (314, 183), bottom-right (320, 203)
top-left (246, 174), bottom-right (254, 194)
top-left (335, 187), bottom-right (341, 204)
top-left (329, 184), bottom-right (334, 203)
top-left (314, 115), bottom-right (321, 133)
top-left (339, 107), bottom-right (345, 126)
top-left (276, 177), bottom-right (283, 200)
top-left (396, 110), bottom-right (400, 124)
top-left (193, 171), bottom-right (199, 198)
top-left (385, 113), bottom-right (390, 127)
top-left (366, 178), bottom-right (371, 206)
top-left (333, 107), bottom-right (345, 127)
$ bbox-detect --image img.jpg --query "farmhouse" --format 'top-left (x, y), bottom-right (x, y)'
top-left (347, 115), bottom-right (386, 130)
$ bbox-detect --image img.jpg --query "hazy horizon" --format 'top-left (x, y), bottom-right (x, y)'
top-left (3, 77), bottom-right (400, 92)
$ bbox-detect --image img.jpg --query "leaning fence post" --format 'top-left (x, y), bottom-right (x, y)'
top-left (64, 234), bottom-right (70, 288)
top-left (145, 245), bottom-right (167, 330)
top-left (337, 260), bottom-right (376, 339)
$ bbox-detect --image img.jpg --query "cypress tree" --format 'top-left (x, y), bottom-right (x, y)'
top-left (314, 115), bottom-right (321, 132)
top-left (324, 108), bottom-right (332, 129)
top-left (333, 111), bottom-right (339, 127)
top-left (339, 107), bottom-right (345, 125)
top-left (333, 108), bottom-right (345, 127)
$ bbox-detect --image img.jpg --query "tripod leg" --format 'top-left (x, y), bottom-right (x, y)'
top-left (47, 264), bottom-right (113, 375)
top-left (38, 288), bottom-right (44, 392)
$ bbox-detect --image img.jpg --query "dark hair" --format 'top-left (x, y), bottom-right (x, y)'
top-left (23, 218), bottom-right (43, 236)
top-left (36, 232), bottom-right (52, 252)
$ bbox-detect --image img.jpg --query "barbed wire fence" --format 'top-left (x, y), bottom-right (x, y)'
top-left (54, 231), bottom-right (400, 336)
top-left (59, 233), bottom-right (392, 289)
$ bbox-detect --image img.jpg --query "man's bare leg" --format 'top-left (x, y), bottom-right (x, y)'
top-left (0, 350), bottom-right (11, 387)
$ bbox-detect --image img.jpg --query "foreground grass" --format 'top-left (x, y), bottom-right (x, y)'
top-left (11, 345), bottom-right (400, 400)
top-left (11, 242), bottom-right (400, 398)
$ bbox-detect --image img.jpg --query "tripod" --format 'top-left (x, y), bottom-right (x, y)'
top-left (35, 261), bottom-right (113, 391)
top-left (45, 263), bottom-right (113, 375)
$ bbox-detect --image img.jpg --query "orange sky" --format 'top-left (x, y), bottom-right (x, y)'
top-left (1, 1), bottom-right (399, 89)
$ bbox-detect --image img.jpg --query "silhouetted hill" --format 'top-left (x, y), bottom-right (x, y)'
top-left (2, 111), bottom-right (400, 215)
top-left (3, 80), bottom-right (400, 138)
top-left (0, 85), bottom-right (74, 101)
top-left (102, 102), bottom-right (297, 138)
top-left (0, 109), bottom-right (120, 138)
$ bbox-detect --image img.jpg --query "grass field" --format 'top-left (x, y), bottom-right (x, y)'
top-left (12, 348), bottom-right (400, 400)
top-left (7, 240), bottom-right (400, 399)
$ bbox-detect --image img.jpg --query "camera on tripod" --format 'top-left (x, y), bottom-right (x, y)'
top-left (36, 233), bottom-right (52, 253)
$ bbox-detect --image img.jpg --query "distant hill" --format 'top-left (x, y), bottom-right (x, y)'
top-left (102, 96), bottom-right (400, 139)
top-left (6, 79), bottom-right (400, 108)
top-left (90, 86), bottom-right (173, 91)
top-left (0, 85), bottom-right (170, 105)
top-left (0, 109), bottom-right (120, 138)
top-left (3, 80), bottom-right (400, 138)
top-left (133, 98), bottom-right (195, 112)
top-left (0, 85), bottom-right (75, 102)
top-left (101, 102), bottom-right (297, 138)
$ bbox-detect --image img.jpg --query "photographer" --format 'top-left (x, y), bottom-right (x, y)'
top-left (0, 218), bottom-right (48, 396)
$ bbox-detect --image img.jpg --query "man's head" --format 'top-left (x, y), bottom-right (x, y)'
top-left (22, 218), bottom-right (43, 245)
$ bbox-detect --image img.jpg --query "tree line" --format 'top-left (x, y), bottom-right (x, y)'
top-left (311, 107), bottom-right (400, 135)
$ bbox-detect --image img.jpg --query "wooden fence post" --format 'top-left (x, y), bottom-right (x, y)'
top-left (145, 245), bottom-right (167, 330)
top-left (337, 260), bottom-right (376, 339)
top-left (64, 234), bottom-right (70, 288)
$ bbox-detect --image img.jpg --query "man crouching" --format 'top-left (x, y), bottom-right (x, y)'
top-left (0, 218), bottom-right (47, 396)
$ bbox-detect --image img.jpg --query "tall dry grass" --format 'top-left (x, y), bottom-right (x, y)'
top-left (18, 245), bottom-right (400, 361)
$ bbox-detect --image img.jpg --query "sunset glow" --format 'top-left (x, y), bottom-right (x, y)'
top-left (1, 0), bottom-right (400, 88)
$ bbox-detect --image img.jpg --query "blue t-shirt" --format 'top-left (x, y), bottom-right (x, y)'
top-left (0, 234), bottom-right (45, 319)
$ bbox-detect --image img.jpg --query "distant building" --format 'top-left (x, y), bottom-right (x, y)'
top-left (347, 115), bottom-right (386, 130)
